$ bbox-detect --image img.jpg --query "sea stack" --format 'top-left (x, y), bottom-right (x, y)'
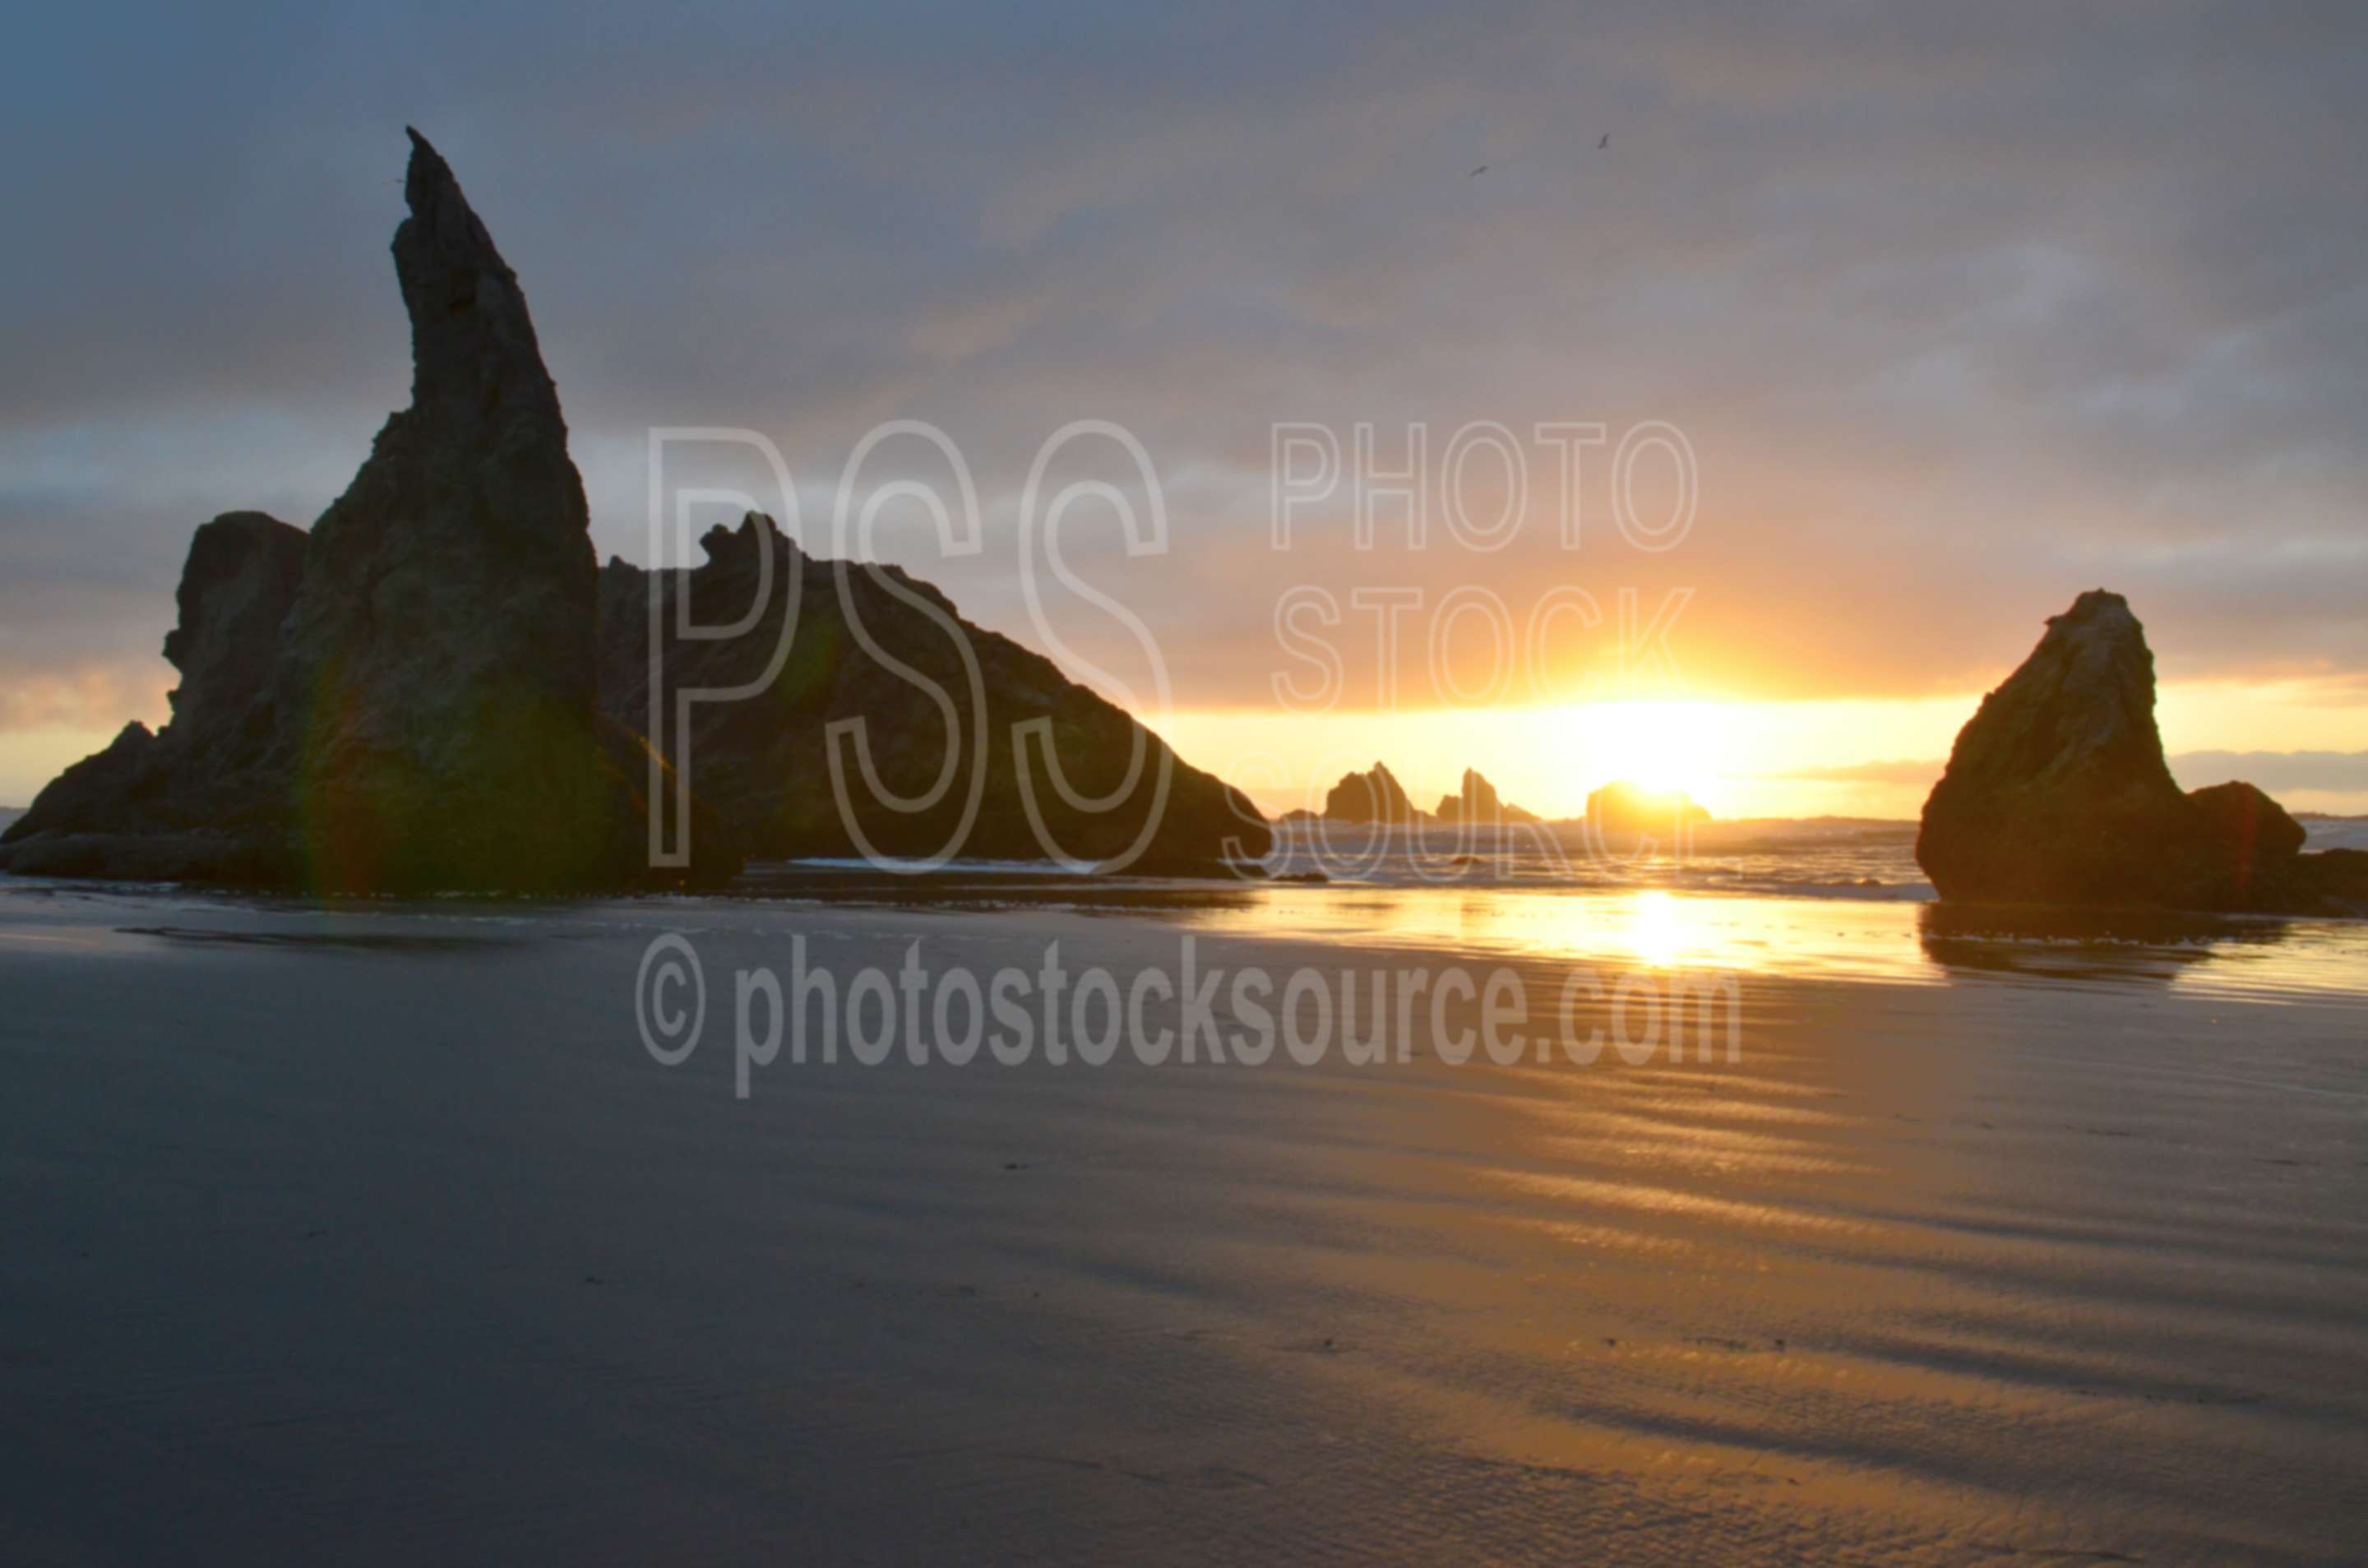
top-left (1914, 590), bottom-right (2357, 910)
top-left (594, 513), bottom-right (1271, 874)
top-left (1434, 768), bottom-right (1500, 825)
top-left (2, 129), bottom-right (1274, 889)
top-left (0, 132), bottom-right (721, 891)
top-left (1433, 768), bottom-right (1542, 827)
top-left (272, 128), bottom-right (665, 891)
top-left (1321, 761), bottom-right (1420, 826)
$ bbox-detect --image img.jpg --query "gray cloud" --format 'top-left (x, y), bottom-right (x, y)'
top-left (2, 0), bottom-right (2365, 726)
top-left (2170, 751), bottom-right (2368, 797)
top-left (1767, 752), bottom-right (2368, 803)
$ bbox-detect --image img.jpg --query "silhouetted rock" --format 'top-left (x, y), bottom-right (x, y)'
top-left (1321, 761), bottom-right (1419, 825)
top-left (594, 515), bottom-right (1270, 875)
top-left (2293, 848), bottom-right (2368, 905)
top-left (1917, 590), bottom-right (2347, 911)
top-left (2, 132), bottom-right (725, 891)
top-left (1917, 590), bottom-right (2173, 903)
top-left (1, 724), bottom-right (162, 864)
top-left (2181, 781), bottom-right (2307, 907)
top-left (1, 514), bottom-right (312, 881)
top-left (1435, 770), bottom-right (1496, 821)
top-left (1586, 779), bottom-right (1710, 838)
top-left (163, 511), bottom-right (310, 754)
top-left (5, 130), bottom-right (1260, 889)
top-left (266, 128), bottom-right (704, 892)
top-left (1433, 768), bottom-right (1542, 827)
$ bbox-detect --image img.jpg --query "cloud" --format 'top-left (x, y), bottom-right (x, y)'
top-left (1765, 759), bottom-right (1945, 787)
top-left (2170, 751), bottom-right (2368, 797)
top-left (0, 666), bottom-right (168, 735)
top-left (1762, 750), bottom-right (2368, 806)
top-left (2, 0), bottom-right (2365, 726)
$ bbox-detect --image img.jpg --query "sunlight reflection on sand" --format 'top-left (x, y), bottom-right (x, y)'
top-left (1187, 884), bottom-right (1939, 982)
top-left (1177, 881), bottom-right (2365, 999)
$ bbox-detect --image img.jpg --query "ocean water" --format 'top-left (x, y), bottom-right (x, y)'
top-left (1262, 818), bottom-right (1928, 898)
top-left (783, 821), bottom-right (1926, 897)
top-left (1263, 814), bottom-right (2368, 900)
top-left (759, 815), bottom-right (2368, 1001)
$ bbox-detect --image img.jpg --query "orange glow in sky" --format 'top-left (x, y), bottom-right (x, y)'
top-left (1157, 678), bottom-right (2368, 823)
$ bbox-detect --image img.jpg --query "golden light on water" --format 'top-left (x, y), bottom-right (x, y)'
top-left (1200, 882), bottom-right (1932, 982)
top-left (1184, 881), bottom-right (2365, 1000)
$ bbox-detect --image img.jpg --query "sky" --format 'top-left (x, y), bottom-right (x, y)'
top-left (4, 1), bottom-right (2366, 818)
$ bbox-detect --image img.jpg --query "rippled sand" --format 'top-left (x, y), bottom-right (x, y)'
top-left (2, 877), bottom-right (2363, 1564)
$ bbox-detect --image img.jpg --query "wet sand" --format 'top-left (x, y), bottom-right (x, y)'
top-left (2, 877), bottom-right (2364, 1564)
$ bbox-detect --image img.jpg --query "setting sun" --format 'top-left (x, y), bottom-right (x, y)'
top-left (1550, 701), bottom-right (1726, 808)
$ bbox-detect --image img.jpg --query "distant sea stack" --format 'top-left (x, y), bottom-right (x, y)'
top-left (1916, 590), bottom-right (2367, 912)
top-left (1433, 768), bottom-right (1542, 827)
top-left (1283, 762), bottom-right (1542, 833)
top-left (1586, 779), bottom-right (1710, 838)
top-left (1320, 761), bottom-right (1421, 826)
top-left (594, 515), bottom-right (1270, 873)
top-left (0, 132), bottom-right (724, 890)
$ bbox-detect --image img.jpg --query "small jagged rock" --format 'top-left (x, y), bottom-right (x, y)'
top-left (1, 514), bottom-right (311, 881)
top-left (1433, 767), bottom-right (1542, 826)
top-left (2292, 847), bottom-right (2368, 906)
top-left (1322, 761), bottom-right (1419, 825)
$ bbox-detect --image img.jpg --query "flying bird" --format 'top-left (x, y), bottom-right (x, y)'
top-left (1598, 134), bottom-right (1610, 150)
top-left (1468, 164), bottom-right (1488, 177)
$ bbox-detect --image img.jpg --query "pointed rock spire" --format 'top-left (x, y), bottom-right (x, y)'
top-left (0, 129), bottom-right (736, 890)
top-left (393, 127), bottom-right (563, 432)
top-left (269, 130), bottom-right (626, 890)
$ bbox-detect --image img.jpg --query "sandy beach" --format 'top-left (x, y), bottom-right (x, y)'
top-left (3, 875), bottom-right (2362, 1565)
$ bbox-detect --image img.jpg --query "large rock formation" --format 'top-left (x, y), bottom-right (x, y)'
top-left (595, 515), bottom-right (1270, 874)
top-left (2, 132), bottom-right (718, 891)
top-left (4, 130), bottom-right (1268, 888)
top-left (268, 129), bottom-right (689, 892)
top-left (1917, 590), bottom-right (2356, 911)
